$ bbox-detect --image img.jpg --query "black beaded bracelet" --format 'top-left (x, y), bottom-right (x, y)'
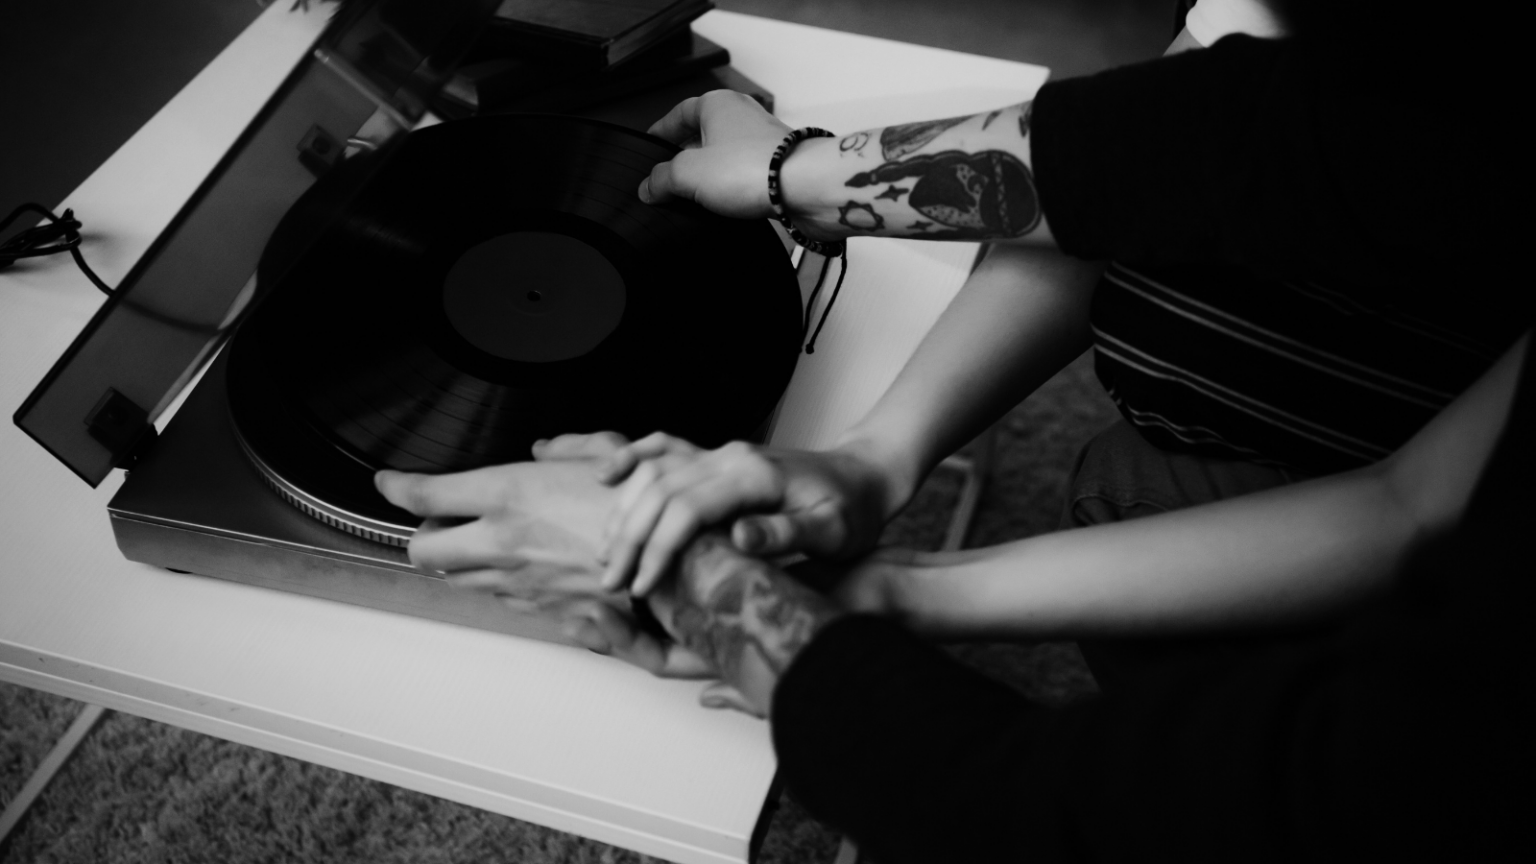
top-left (767, 127), bottom-right (846, 257)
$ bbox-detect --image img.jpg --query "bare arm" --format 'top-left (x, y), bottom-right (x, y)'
top-left (845, 335), bottom-right (1529, 640)
top-left (835, 244), bottom-right (1099, 513)
top-left (568, 242), bottom-right (1099, 593)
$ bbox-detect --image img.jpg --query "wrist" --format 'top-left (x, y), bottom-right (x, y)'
top-left (830, 430), bottom-right (923, 520)
top-left (777, 136), bottom-right (848, 242)
top-left (834, 549), bottom-right (933, 629)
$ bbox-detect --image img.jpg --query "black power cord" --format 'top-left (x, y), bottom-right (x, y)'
top-left (0, 202), bottom-right (115, 295)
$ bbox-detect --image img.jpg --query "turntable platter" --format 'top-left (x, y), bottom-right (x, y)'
top-left (228, 115), bottom-right (803, 545)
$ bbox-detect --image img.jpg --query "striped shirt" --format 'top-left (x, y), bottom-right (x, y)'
top-left (1091, 261), bottom-right (1514, 475)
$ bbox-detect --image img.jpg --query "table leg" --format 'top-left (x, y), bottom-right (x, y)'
top-left (0, 702), bottom-right (107, 843)
top-left (938, 422), bottom-right (1000, 552)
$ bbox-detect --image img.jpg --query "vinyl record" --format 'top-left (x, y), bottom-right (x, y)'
top-left (228, 115), bottom-right (803, 544)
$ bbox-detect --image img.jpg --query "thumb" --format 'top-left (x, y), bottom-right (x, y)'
top-left (639, 158), bottom-right (685, 205)
top-left (732, 512), bottom-right (842, 557)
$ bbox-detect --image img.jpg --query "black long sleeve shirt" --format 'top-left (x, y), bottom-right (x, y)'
top-left (769, 4), bottom-right (1530, 859)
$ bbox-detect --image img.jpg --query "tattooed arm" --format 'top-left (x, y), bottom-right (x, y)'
top-left (789, 103), bottom-right (1047, 243)
top-left (640, 91), bottom-right (1055, 246)
top-left (646, 532), bottom-right (843, 716)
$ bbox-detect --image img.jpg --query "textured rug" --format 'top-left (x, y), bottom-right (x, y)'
top-left (1, 353), bottom-right (1117, 864)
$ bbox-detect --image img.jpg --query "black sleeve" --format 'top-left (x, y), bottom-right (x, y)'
top-left (1030, 4), bottom-right (1519, 309)
top-left (773, 511), bottom-right (1529, 861)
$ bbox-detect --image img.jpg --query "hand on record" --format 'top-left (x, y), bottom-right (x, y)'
top-left (639, 89), bottom-right (790, 219)
top-left (538, 432), bottom-right (893, 597)
top-left (376, 460), bottom-right (615, 595)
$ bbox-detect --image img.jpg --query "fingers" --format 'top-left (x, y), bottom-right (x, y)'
top-left (408, 518), bottom-right (490, 571)
top-left (557, 608), bottom-right (614, 654)
top-left (376, 467), bottom-right (510, 518)
top-left (628, 471), bottom-right (767, 594)
top-left (698, 681), bottom-right (762, 716)
top-left (731, 499), bottom-right (848, 557)
top-left (410, 514), bottom-right (595, 578)
top-left (595, 431), bottom-right (701, 485)
top-left (654, 644), bottom-right (715, 679)
top-left (532, 431), bottom-right (630, 462)
top-left (731, 513), bottom-right (801, 556)
top-left (604, 448), bottom-right (782, 594)
top-left (585, 603), bottom-right (714, 678)
top-left (444, 567), bottom-right (598, 600)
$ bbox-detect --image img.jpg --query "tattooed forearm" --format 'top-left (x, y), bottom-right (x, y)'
top-left (667, 534), bottom-right (841, 683)
top-left (838, 201), bottom-right (885, 231)
top-left (879, 115), bottom-right (970, 159)
top-left (785, 101), bottom-right (1048, 244)
top-left (840, 131), bottom-right (870, 153)
top-left (848, 150), bottom-right (1040, 237)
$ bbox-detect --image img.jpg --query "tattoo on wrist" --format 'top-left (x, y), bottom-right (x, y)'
top-left (670, 535), bottom-right (840, 681)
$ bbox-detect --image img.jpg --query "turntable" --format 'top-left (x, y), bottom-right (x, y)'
top-left (13, 0), bottom-right (801, 643)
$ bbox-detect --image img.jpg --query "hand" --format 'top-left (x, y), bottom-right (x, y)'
top-left (377, 458), bottom-right (718, 677)
top-left (539, 432), bottom-right (897, 596)
top-left (825, 546), bottom-right (925, 616)
top-left (452, 578), bottom-right (715, 679)
top-left (639, 89), bottom-right (790, 219)
top-left (376, 460), bottom-right (617, 598)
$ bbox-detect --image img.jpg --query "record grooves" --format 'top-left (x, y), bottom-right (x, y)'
top-left (228, 115), bottom-right (803, 544)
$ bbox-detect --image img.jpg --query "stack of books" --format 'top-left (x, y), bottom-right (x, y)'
top-left (438, 0), bottom-right (733, 118)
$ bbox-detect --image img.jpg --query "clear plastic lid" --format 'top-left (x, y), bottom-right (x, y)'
top-left (14, 0), bottom-right (497, 485)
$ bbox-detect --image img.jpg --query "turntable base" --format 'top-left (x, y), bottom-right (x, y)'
top-left (108, 349), bottom-right (572, 643)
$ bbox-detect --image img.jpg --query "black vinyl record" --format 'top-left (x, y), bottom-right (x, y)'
top-left (228, 115), bottom-right (802, 541)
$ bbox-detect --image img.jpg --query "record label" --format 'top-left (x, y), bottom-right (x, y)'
top-left (442, 230), bottom-right (627, 363)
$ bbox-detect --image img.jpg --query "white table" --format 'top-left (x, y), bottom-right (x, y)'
top-left (0, 6), bottom-right (1046, 862)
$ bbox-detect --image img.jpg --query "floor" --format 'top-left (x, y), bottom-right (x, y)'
top-left (2, 1), bottom-right (1165, 861)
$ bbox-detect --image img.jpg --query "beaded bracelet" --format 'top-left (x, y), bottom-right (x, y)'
top-left (767, 127), bottom-right (846, 257)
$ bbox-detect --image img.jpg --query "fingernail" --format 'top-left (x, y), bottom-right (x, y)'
top-left (735, 522), bottom-right (763, 552)
top-left (637, 178), bottom-right (652, 203)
